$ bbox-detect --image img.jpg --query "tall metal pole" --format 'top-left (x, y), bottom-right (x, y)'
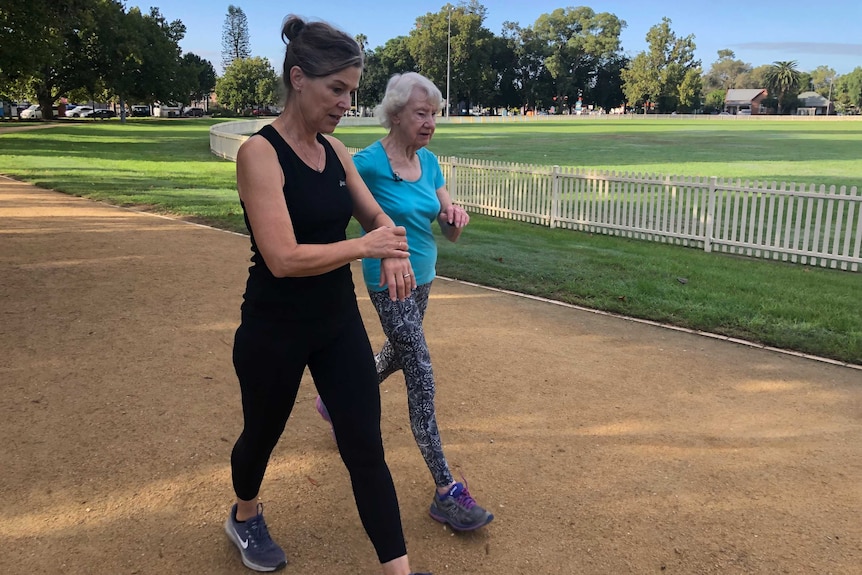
top-left (445, 6), bottom-right (454, 118)
top-left (827, 76), bottom-right (834, 115)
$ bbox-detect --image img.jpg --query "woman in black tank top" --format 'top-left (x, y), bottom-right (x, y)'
top-left (224, 14), bottom-right (430, 575)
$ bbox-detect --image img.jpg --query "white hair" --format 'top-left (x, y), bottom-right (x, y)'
top-left (374, 72), bottom-right (443, 129)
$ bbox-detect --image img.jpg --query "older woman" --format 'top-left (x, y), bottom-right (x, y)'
top-left (226, 16), bottom-right (429, 575)
top-left (317, 72), bottom-right (493, 532)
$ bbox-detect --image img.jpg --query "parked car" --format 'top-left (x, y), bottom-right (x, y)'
top-left (183, 107), bottom-right (205, 117)
top-left (251, 106), bottom-right (278, 116)
top-left (738, 109), bottom-right (751, 116)
top-left (86, 109), bottom-right (116, 119)
top-left (65, 106), bottom-right (93, 118)
top-left (20, 104), bottom-right (62, 119)
top-left (130, 105), bottom-right (150, 117)
top-left (20, 105), bottom-right (42, 119)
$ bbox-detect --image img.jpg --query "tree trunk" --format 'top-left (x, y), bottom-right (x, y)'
top-left (38, 92), bottom-right (54, 121)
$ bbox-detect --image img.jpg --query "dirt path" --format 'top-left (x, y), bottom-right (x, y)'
top-left (1, 178), bottom-right (860, 575)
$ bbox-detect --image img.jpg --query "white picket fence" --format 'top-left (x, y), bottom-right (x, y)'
top-left (438, 157), bottom-right (861, 272)
top-left (210, 121), bottom-right (861, 271)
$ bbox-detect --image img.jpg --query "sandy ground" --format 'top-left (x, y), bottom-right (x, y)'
top-left (1, 177), bottom-right (860, 575)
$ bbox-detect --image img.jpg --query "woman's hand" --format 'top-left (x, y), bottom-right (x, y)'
top-left (380, 257), bottom-right (416, 301)
top-left (440, 204), bottom-right (470, 228)
top-left (362, 226), bottom-right (410, 259)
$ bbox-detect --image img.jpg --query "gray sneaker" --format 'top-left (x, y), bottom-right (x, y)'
top-left (224, 503), bottom-right (287, 572)
top-left (429, 481), bottom-right (493, 531)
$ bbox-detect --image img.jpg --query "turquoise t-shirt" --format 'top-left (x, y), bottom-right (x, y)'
top-left (355, 140), bottom-right (445, 291)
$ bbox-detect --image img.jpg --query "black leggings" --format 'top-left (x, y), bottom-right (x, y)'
top-left (230, 308), bottom-right (406, 563)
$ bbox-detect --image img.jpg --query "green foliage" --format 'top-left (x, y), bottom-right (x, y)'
top-left (179, 53), bottom-right (218, 104)
top-left (531, 7), bottom-right (626, 111)
top-left (702, 49), bottom-right (752, 91)
top-left (621, 17), bottom-right (701, 113)
top-left (408, 2), bottom-right (496, 110)
top-left (0, 0), bottom-right (109, 119)
top-left (99, 6), bottom-right (187, 106)
top-left (703, 89), bottom-right (726, 112)
top-left (735, 64), bottom-right (771, 89)
top-left (0, 1), bottom-right (187, 119)
top-left (359, 37), bottom-right (417, 109)
top-left (834, 67), bottom-right (862, 111)
top-left (216, 57), bottom-right (278, 113)
top-left (764, 61), bottom-right (801, 113)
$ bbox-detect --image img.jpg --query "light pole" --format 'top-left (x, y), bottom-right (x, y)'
top-left (446, 5), bottom-right (453, 118)
top-left (827, 76), bottom-right (834, 116)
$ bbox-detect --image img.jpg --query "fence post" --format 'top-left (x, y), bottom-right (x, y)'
top-left (705, 176), bottom-right (717, 253)
top-left (449, 156), bottom-right (458, 204)
top-left (551, 165), bottom-right (561, 229)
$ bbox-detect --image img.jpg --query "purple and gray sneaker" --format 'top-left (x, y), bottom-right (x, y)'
top-left (429, 481), bottom-right (493, 531)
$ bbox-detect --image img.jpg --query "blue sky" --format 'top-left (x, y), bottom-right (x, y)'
top-left (152, 0), bottom-right (862, 76)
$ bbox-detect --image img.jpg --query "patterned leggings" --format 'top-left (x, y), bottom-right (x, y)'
top-left (369, 282), bottom-right (454, 488)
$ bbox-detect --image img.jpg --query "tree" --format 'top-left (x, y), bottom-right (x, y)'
top-left (216, 56), bottom-right (278, 113)
top-left (500, 21), bottom-right (553, 111)
top-left (809, 65), bottom-right (837, 98)
top-left (764, 60), bottom-right (801, 114)
top-left (95, 6), bottom-right (186, 121)
top-left (483, 33), bottom-right (519, 110)
top-left (178, 53), bottom-right (217, 105)
top-left (676, 67), bottom-right (703, 112)
top-left (621, 17), bottom-right (701, 113)
top-left (222, 5), bottom-right (251, 70)
top-left (834, 67), bottom-right (862, 113)
top-left (703, 89), bottom-right (726, 113)
top-left (0, 0), bottom-right (107, 119)
top-left (702, 50), bottom-right (751, 91)
top-left (736, 64), bottom-right (771, 90)
top-left (529, 7), bottom-right (626, 112)
top-left (358, 37), bottom-right (416, 109)
top-left (408, 1), bottom-right (496, 114)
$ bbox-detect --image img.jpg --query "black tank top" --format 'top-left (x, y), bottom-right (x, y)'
top-left (239, 123), bottom-right (356, 320)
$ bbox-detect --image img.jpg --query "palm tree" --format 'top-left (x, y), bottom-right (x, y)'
top-left (764, 60), bottom-right (800, 114)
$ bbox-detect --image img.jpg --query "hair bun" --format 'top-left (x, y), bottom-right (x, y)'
top-left (281, 15), bottom-right (306, 44)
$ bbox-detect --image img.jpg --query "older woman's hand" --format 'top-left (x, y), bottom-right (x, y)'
top-left (380, 257), bottom-right (416, 301)
top-left (440, 204), bottom-right (470, 228)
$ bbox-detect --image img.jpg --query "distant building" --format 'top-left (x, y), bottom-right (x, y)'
top-left (796, 91), bottom-right (831, 115)
top-left (725, 89), bottom-right (769, 115)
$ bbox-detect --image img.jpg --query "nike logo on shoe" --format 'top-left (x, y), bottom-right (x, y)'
top-left (233, 526), bottom-right (249, 549)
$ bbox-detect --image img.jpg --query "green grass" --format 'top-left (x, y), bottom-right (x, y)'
top-left (336, 118), bottom-right (862, 191)
top-left (1, 118), bottom-right (860, 365)
top-left (0, 119), bottom-right (247, 232)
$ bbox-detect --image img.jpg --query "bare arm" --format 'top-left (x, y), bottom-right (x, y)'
top-left (236, 135), bottom-right (409, 279)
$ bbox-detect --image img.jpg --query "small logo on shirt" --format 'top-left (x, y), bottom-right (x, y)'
top-left (339, 180), bottom-right (347, 187)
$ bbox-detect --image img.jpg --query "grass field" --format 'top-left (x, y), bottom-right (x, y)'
top-left (336, 118), bottom-right (862, 191)
top-left (1, 118), bottom-right (860, 365)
